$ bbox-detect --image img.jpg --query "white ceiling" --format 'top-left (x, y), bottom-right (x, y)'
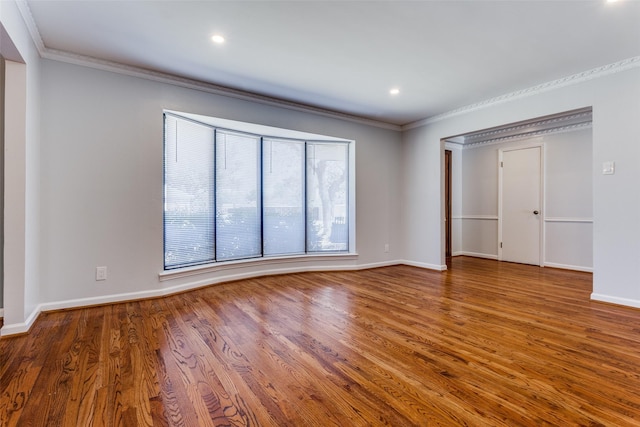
top-left (23, 0), bottom-right (640, 126)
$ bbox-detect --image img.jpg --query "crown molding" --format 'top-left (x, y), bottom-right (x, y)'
top-left (461, 121), bottom-right (592, 150)
top-left (403, 56), bottom-right (640, 131)
top-left (41, 48), bottom-right (403, 132)
top-left (15, 0), bottom-right (45, 52)
top-left (15, 0), bottom-right (401, 132)
top-left (463, 109), bottom-right (591, 144)
top-left (16, 0), bottom-right (639, 134)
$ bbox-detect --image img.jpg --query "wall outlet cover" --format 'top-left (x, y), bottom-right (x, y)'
top-left (96, 266), bottom-right (107, 281)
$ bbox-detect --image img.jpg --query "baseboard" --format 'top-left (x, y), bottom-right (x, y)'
top-left (0, 305), bottom-right (41, 336)
top-left (1, 259), bottom-right (412, 337)
top-left (0, 258), bottom-right (503, 337)
top-left (544, 262), bottom-right (593, 273)
top-left (399, 260), bottom-right (448, 271)
top-left (455, 251), bottom-right (498, 260)
top-left (591, 293), bottom-right (640, 309)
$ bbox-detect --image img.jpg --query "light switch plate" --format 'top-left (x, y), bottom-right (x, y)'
top-left (602, 161), bottom-right (615, 175)
top-left (96, 266), bottom-right (107, 281)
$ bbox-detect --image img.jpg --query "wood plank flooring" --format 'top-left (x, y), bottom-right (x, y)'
top-left (1, 256), bottom-right (640, 426)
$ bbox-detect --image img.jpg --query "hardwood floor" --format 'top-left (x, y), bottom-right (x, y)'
top-left (2, 257), bottom-right (640, 426)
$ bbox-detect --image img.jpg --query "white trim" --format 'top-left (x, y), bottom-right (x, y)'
top-left (160, 253), bottom-right (359, 281)
top-left (544, 262), bottom-right (593, 273)
top-left (591, 293), bottom-right (640, 310)
top-left (1, 259), bottom-right (415, 337)
top-left (462, 122), bottom-right (592, 150)
top-left (544, 217), bottom-right (593, 223)
top-left (17, 1), bottom-right (638, 132)
top-left (399, 260), bottom-right (448, 271)
top-left (455, 215), bottom-right (499, 220)
top-left (47, 49), bottom-right (401, 131)
top-left (46, 261), bottom-right (390, 312)
top-left (0, 304), bottom-right (40, 336)
top-left (15, 1), bottom-right (399, 132)
top-left (454, 252), bottom-right (498, 260)
top-left (461, 109), bottom-right (591, 145)
top-left (15, 0), bottom-right (45, 52)
top-left (444, 141), bottom-right (462, 151)
top-left (403, 56), bottom-right (640, 130)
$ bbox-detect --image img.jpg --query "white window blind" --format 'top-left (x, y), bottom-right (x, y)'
top-left (263, 138), bottom-right (305, 256)
top-left (164, 115), bottom-right (215, 268)
top-left (163, 113), bottom-right (351, 270)
top-left (215, 130), bottom-right (261, 261)
top-left (307, 142), bottom-right (349, 252)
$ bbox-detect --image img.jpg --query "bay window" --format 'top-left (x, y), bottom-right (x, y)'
top-left (163, 112), bottom-right (352, 270)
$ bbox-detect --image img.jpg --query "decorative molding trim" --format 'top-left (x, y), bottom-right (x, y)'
top-left (461, 109), bottom-right (592, 148)
top-left (18, 0), bottom-right (638, 132)
top-left (404, 56), bottom-right (640, 130)
top-left (1, 259), bottom-right (418, 337)
top-left (15, 1), bottom-right (400, 132)
top-left (591, 293), bottom-right (640, 310)
top-left (455, 252), bottom-right (498, 260)
top-left (49, 49), bottom-right (402, 131)
top-left (544, 217), bottom-right (593, 224)
top-left (160, 253), bottom-right (360, 281)
top-left (444, 141), bottom-right (462, 151)
top-left (462, 109), bottom-right (591, 143)
top-left (462, 121), bottom-right (592, 149)
top-left (15, 0), bottom-right (45, 52)
top-left (455, 215), bottom-right (499, 220)
top-left (0, 303), bottom-right (41, 336)
top-left (400, 260), bottom-right (448, 271)
top-left (544, 262), bottom-right (593, 273)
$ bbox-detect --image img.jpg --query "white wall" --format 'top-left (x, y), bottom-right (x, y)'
top-left (544, 128), bottom-right (593, 270)
top-left (2, 0), bottom-right (639, 335)
top-left (0, 1), bottom-right (42, 331)
top-left (403, 65), bottom-right (640, 307)
top-left (454, 127), bottom-right (593, 271)
top-left (459, 142), bottom-right (500, 259)
top-left (36, 59), bottom-right (403, 309)
top-left (0, 56), bottom-right (4, 311)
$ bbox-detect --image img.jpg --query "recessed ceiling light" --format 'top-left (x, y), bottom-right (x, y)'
top-left (390, 88), bottom-right (400, 95)
top-left (211, 34), bottom-right (225, 44)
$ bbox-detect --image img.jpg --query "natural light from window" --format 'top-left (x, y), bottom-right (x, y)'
top-left (163, 111), bottom-right (355, 270)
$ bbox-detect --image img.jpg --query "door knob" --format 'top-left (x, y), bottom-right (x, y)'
top-left (533, 210), bottom-right (539, 215)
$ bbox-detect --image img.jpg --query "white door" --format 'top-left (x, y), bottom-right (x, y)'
top-left (499, 146), bottom-right (542, 265)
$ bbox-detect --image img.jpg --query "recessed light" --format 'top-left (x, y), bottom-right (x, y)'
top-left (390, 88), bottom-right (400, 95)
top-left (211, 34), bottom-right (225, 44)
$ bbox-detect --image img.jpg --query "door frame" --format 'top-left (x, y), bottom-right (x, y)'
top-left (498, 142), bottom-right (545, 266)
top-left (445, 149), bottom-right (452, 258)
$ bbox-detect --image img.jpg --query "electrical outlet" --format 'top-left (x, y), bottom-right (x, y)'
top-left (602, 161), bottom-right (615, 175)
top-left (384, 244), bottom-right (389, 253)
top-left (96, 266), bottom-right (107, 281)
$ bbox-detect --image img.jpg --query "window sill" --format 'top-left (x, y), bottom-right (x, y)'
top-left (158, 253), bottom-right (359, 282)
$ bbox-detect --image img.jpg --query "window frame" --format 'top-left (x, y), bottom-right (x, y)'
top-left (162, 111), bottom-right (356, 272)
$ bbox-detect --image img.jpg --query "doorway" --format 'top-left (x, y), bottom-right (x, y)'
top-left (498, 145), bottom-right (543, 266)
top-left (445, 149), bottom-right (452, 263)
top-left (0, 56), bottom-right (4, 315)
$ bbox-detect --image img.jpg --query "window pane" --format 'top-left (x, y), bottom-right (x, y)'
top-left (306, 143), bottom-right (349, 251)
top-left (164, 115), bottom-right (215, 268)
top-left (216, 130), bottom-right (261, 260)
top-left (263, 139), bottom-right (305, 256)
